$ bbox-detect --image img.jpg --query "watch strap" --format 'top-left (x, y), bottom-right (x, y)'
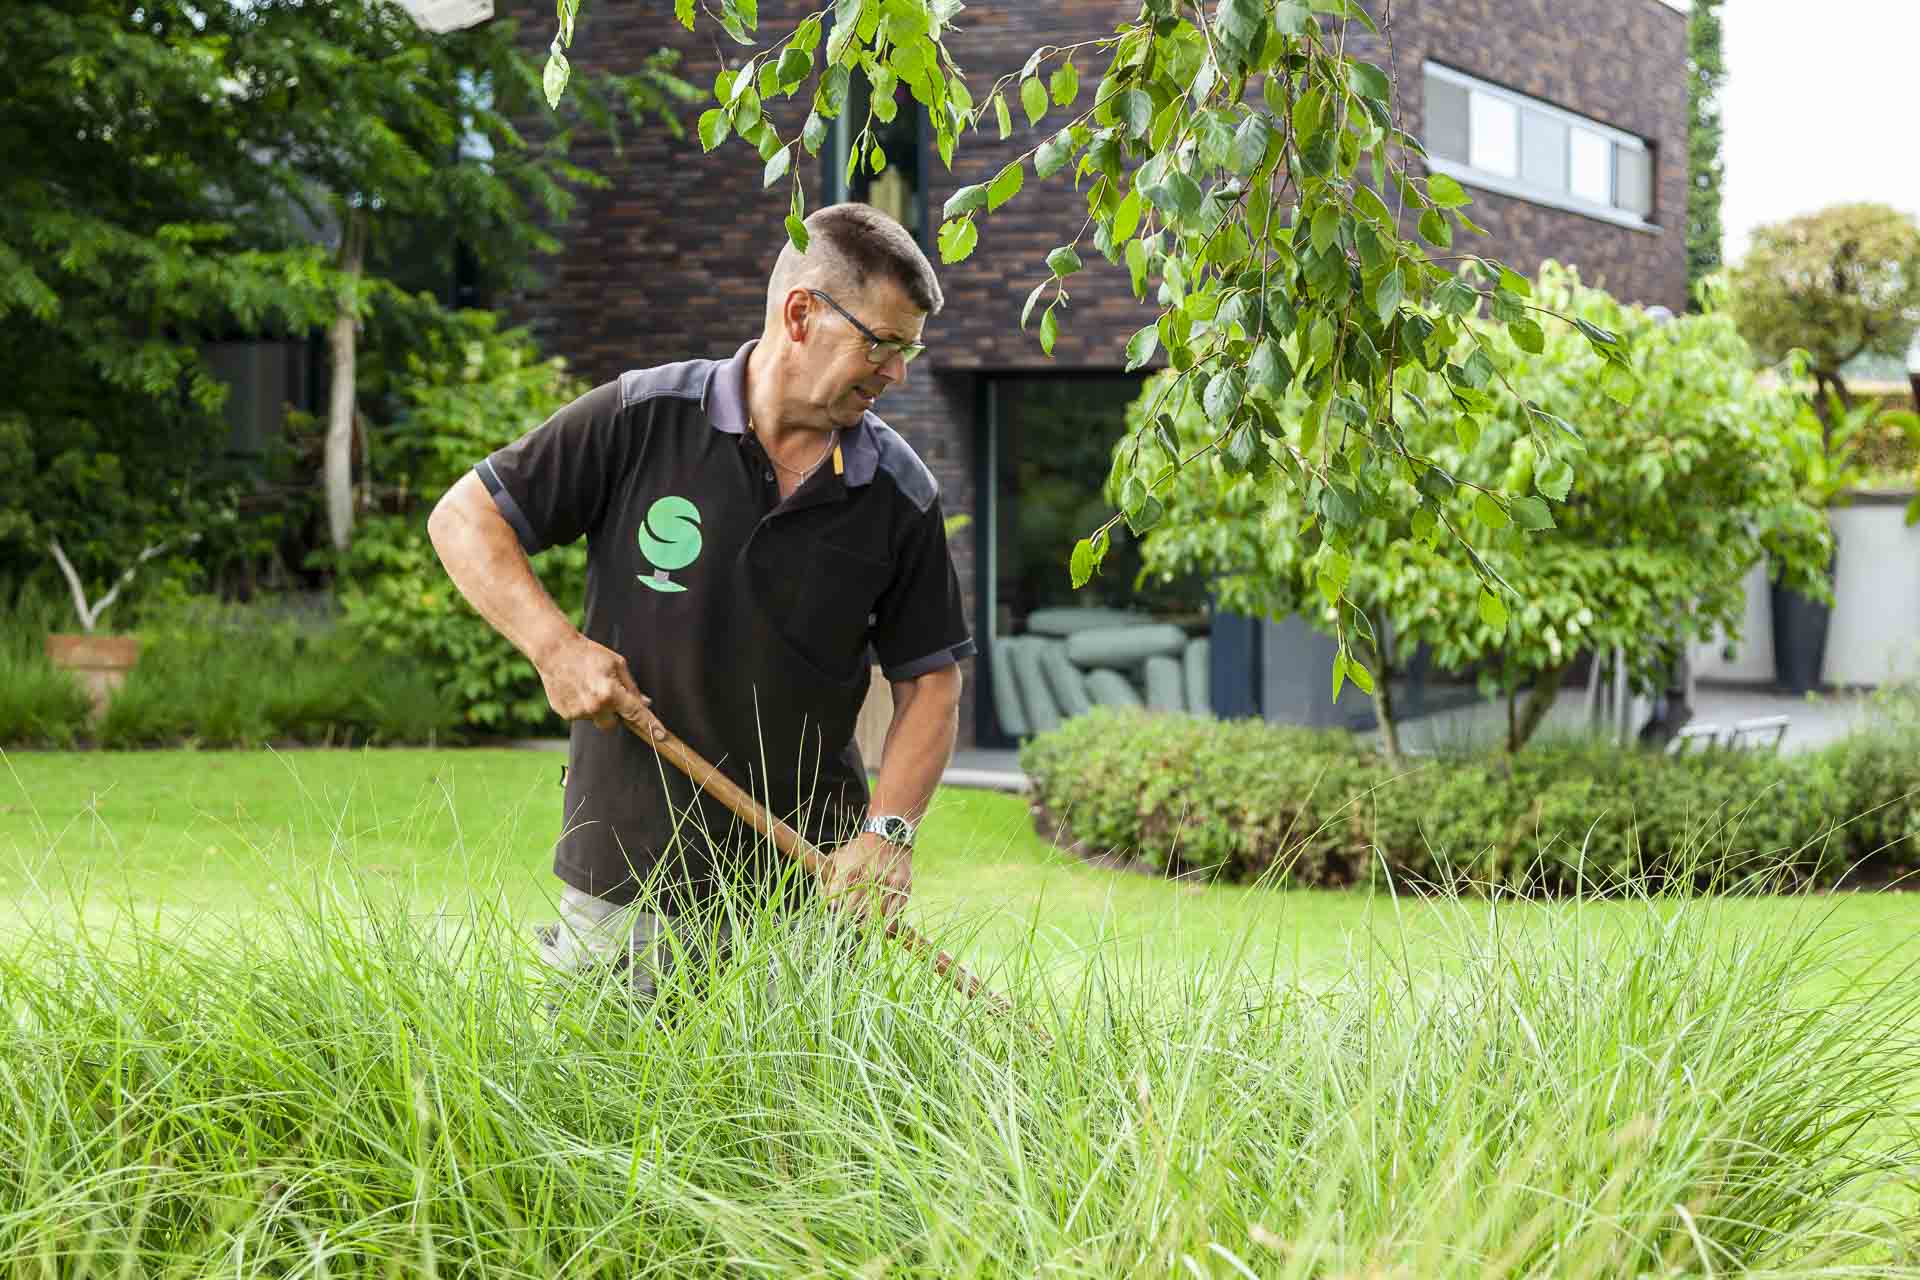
top-left (862, 814), bottom-right (916, 848)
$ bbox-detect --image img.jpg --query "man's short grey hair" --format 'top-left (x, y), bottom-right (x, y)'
top-left (767, 203), bottom-right (944, 317)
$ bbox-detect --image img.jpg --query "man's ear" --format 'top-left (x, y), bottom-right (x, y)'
top-left (781, 288), bottom-right (813, 344)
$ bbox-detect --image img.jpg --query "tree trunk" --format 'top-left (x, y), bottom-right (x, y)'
top-left (1509, 664), bottom-right (1569, 754)
top-left (1363, 610), bottom-right (1402, 763)
top-left (1811, 367), bottom-right (1853, 453)
top-left (326, 211), bottom-right (366, 555)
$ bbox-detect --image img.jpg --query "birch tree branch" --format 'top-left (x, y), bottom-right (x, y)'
top-left (46, 536), bottom-right (200, 633)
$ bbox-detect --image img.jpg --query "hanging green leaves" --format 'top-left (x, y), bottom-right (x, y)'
top-left (537, 0), bottom-right (1645, 690)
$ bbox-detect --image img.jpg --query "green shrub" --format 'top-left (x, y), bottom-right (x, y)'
top-left (339, 517), bottom-right (582, 736)
top-left (1021, 708), bottom-right (1918, 892)
top-left (338, 311), bottom-right (588, 737)
top-left (95, 602), bottom-right (456, 748)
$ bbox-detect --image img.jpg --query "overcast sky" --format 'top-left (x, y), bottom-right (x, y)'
top-left (1720, 0), bottom-right (1920, 263)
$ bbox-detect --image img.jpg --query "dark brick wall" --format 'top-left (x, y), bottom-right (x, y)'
top-left (501, 0), bottom-right (1687, 746)
top-left (1356, 0), bottom-right (1689, 310)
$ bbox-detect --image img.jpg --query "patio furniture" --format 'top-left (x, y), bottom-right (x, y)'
top-left (1665, 723), bottom-right (1723, 755)
top-left (1728, 714), bottom-right (1790, 753)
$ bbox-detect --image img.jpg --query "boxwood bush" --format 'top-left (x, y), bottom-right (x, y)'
top-left (1021, 708), bottom-right (1919, 893)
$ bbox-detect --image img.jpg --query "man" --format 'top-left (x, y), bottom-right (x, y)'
top-left (427, 203), bottom-right (973, 994)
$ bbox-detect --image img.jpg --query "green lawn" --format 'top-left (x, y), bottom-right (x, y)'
top-left (5, 746), bottom-right (1916, 995)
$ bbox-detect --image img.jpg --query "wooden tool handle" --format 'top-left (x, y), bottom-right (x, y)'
top-left (627, 717), bottom-right (1013, 1014)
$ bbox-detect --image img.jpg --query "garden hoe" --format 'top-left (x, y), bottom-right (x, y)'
top-left (623, 716), bottom-right (1043, 1038)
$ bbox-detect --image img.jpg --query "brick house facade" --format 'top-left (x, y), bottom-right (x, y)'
top-left (503, 0), bottom-right (1688, 747)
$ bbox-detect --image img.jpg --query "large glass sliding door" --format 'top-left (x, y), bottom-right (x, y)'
top-left (976, 374), bottom-right (1210, 746)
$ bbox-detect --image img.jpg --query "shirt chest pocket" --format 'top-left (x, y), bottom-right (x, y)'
top-left (758, 534), bottom-right (892, 680)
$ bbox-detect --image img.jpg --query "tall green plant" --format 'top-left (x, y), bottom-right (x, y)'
top-left (1130, 264), bottom-right (1830, 756)
top-left (1784, 390), bottom-right (1920, 510)
top-left (1685, 0), bottom-right (1725, 300)
top-left (545, 0), bottom-right (1639, 692)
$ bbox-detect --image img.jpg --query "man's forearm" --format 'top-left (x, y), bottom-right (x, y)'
top-left (427, 473), bottom-right (576, 668)
top-left (868, 665), bottom-right (962, 824)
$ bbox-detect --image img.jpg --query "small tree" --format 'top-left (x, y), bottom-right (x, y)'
top-left (1131, 265), bottom-right (1830, 757)
top-left (1727, 203), bottom-right (1920, 406)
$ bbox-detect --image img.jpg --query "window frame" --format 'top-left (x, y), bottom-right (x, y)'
top-left (1423, 61), bottom-right (1657, 234)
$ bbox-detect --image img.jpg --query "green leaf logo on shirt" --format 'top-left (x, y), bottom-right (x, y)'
top-left (636, 495), bottom-right (702, 594)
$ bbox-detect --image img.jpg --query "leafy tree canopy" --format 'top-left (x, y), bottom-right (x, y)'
top-left (0, 0), bottom-right (691, 613)
top-left (1727, 202), bottom-right (1920, 403)
top-left (546, 0), bottom-right (1640, 686)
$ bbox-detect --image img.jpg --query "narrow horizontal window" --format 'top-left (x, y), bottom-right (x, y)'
top-left (1423, 62), bottom-right (1655, 230)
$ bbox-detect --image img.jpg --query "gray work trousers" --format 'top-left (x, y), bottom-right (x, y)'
top-left (535, 884), bottom-right (853, 1003)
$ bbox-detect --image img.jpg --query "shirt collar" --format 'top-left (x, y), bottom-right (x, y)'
top-left (703, 339), bottom-right (755, 434)
top-left (703, 337), bottom-right (882, 488)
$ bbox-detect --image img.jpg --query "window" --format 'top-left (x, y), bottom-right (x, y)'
top-left (976, 376), bottom-right (1210, 745)
top-left (1568, 127), bottom-right (1611, 205)
top-left (1423, 62), bottom-right (1655, 229)
top-left (1467, 92), bottom-right (1517, 178)
top-left (823, 73), bottom-right (927, 245)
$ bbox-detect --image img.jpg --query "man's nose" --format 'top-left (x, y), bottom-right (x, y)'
top-left (875, 350), bottom-right (908, 385)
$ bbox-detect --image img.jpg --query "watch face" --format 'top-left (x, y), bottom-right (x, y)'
top-left (869, 815), bottom-right (914, 845)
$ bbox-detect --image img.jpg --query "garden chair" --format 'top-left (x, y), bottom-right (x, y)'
top-left (1727, 714), bottom-right (1790, 753)
top-left (1665, 723), bottom-right (1724, 755)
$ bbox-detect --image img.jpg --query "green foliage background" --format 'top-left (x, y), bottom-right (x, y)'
top-left (1686, 0), bottom-right (1725, 298)
top-left (338, 314), bottom-right (590, 736)
top-left (0, 0), bottom-right (690, 615)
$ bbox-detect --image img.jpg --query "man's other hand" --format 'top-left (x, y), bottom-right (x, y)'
top-left (538, 635), bottom-right (667, 740)
top-left (823, 831), bottom-right (912, 924)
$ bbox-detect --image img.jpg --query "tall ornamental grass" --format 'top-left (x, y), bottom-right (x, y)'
top-left (1, 850), bottom-right (1915, 1277)
top-left (94, 604), bottom-right (455, 749)
top-left (0, 628), bottom-right (91, 748)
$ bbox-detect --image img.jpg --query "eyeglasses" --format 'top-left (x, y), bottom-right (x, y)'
top-left (807, 289), bottom-right (927, 366)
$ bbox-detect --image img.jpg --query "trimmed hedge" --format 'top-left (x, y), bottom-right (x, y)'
top-left (1021, 708), bottom-right (1920, 893)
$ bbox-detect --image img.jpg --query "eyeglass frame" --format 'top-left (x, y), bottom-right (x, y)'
top-left (806, 288), bottom-right (927, 366)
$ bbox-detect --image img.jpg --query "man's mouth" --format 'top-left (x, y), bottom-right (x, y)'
top-left (852, 385), bottom-right (881, 408)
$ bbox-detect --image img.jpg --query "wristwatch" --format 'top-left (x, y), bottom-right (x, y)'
top-left (862, 814), bottom-right (916, 849)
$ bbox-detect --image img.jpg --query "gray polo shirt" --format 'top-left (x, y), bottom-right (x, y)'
top-left (477, 340), bottom-right (974, 909)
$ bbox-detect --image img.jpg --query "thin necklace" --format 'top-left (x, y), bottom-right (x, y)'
top-left (752, 419), bottom-right (837, 481)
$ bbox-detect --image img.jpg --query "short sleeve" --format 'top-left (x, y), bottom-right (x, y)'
top-left (871, 497), bottom-right (977, 681)
top-left (474, 380), bottom-right (632, 554)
